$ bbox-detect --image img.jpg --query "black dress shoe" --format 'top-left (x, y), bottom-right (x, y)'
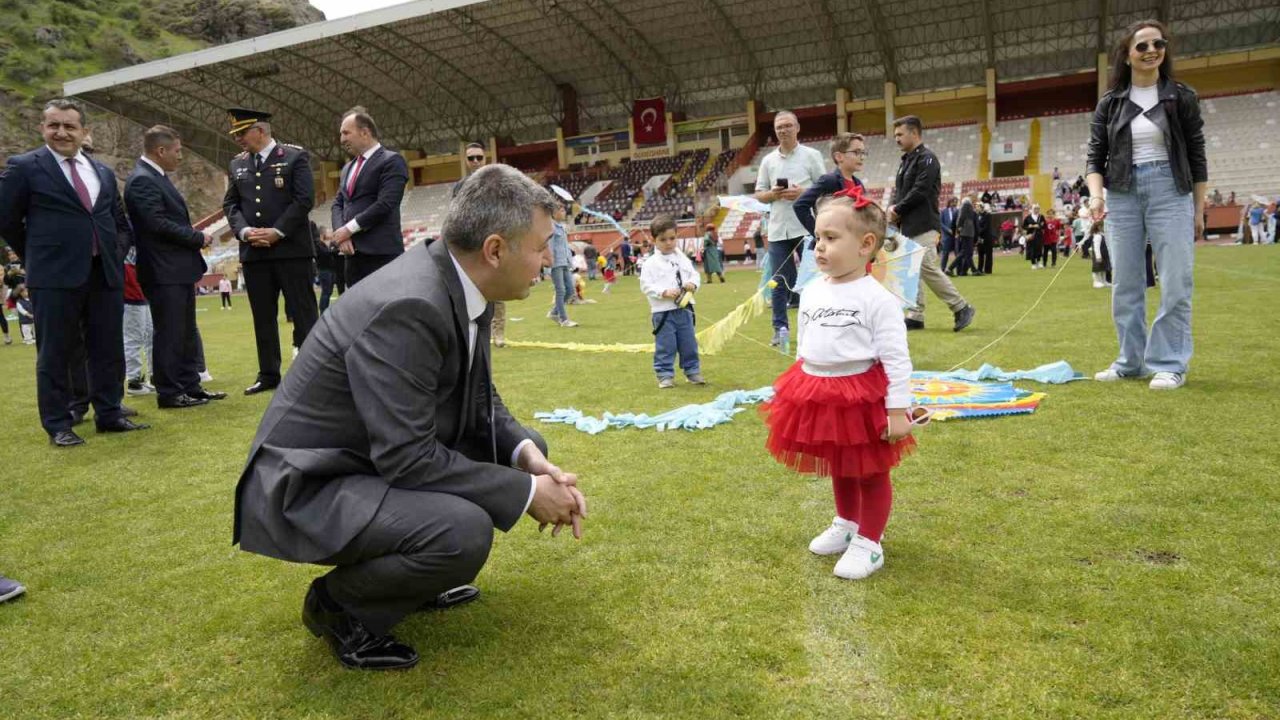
top-left (244, 381), bottom-right (278, 396)
top-left (302, 580), bottom-right (419, 671)
top-left (905, 318), bottom-right (925, 331)
top-left (188, 388), bottom-right (228, 401)
top-left (69, 409), bottom-right (87, 426)
top-left (418, 585), bottom-right (480, 612)
top-left (50, 429), bottom-right (85, 447)
top-left (120, 404), bottom-right (139, 418)
top-left (158, 394), bottom-right (209, 409)
top-left (953, 304), bottom-right (977, 332)
top-left (95, 417), bottom-right (151, 433)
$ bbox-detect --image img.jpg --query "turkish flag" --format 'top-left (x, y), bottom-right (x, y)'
top-left (632, 97), bottom-right (666, 145)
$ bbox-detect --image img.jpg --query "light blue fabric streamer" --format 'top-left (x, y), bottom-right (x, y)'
top-left (912, 361), bottom-right (1084, 384)
top-left (535, 387), bottom-right (776, 435)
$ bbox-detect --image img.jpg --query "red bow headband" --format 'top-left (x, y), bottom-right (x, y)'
top-left (832, 179), bottom-right (873, 209)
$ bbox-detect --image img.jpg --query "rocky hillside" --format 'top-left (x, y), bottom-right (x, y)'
top-left (0, 0), bottom-right (324, 219)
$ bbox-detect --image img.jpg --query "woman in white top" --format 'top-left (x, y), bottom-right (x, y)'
top-left (1085, 20), bottom-right (1207, 391)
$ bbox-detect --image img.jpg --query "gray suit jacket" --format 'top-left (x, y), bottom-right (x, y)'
top-left (233, 239), bottom-right (538, 563)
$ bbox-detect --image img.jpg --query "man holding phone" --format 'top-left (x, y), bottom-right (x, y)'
top-left (753, 110), bottom-right (825, 346)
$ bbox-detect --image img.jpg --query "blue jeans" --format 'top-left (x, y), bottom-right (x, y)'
top-left (550, 265), bottom-right (573, 322)
top-left (652, 308), bottom-right (700, 378)
top-left (768, 236), bottom-right (804, 330)
top-left (1105, 161), bottom-right (1195, 375)
top-left (939, 233), bottom-right (955, 271)
top-left (317, 269), bottom-right (335, 313)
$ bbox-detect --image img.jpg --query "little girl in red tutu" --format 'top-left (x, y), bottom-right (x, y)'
top-left (761, 186), bottom-right (915, 580)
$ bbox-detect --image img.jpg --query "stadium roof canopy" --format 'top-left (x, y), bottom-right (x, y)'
top-left (65, 0), bottom-right (1279, 166)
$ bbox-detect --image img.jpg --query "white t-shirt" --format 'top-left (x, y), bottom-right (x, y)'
top-left (754, 144), bottom-right (826, 242)
top-left (1129, 84), bottom-right (1168, 165)
top-left (640, 249), bottom-right (700, 313)
top-left (797, 275), bottom-right (913, 408)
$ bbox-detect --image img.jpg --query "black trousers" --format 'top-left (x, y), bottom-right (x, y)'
top-left (144, 283), bottom-right (201, 401)
top-left (951, 235), bottom-right (976, 274)
top-left (242, 258), bottom-right (318, 384)
top-left (978, 242), bottom-right (994, 274)
top-left (31, 258), bottom-right (124, 434)
top-left (1027, 239), bottom-right (1042, 265)
top-left (1043, 242), bottom-right (1058, 266)
top-left (345, 253), bottom-right (400, 288)
top-left (221, 291), bottom-right (232, 308)
top-left (321, 489), bottom-right (495, 635)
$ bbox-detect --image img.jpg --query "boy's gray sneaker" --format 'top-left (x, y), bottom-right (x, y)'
top-left (687, 374), bottom-right (706, 385)
top-left (657, 377), bottom-right (675, 389)
top-left (0, 575), bottom-right (26, 603)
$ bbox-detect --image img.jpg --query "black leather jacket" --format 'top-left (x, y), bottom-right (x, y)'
top-left (1086, 78), bottom-right (1207, 195)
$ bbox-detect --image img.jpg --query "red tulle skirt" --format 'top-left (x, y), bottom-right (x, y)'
top-left (761, 361), bottom-right (915, 478)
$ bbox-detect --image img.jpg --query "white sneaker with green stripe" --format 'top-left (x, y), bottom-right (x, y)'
top-left (834, 535), bottom-right (885, 580)
top-left (809, 516), bottom-right (858, 556)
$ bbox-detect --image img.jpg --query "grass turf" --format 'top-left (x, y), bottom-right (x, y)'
top-left (1, 246), bottom-right (1278, 718)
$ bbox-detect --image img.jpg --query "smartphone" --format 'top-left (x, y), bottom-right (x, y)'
top-left (775, 178), bottom-right (789, 189)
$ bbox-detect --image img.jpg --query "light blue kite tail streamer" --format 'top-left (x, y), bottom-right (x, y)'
top-left (577, 206), bottom-right (634, 252)
top-left (535, 387), bottom-right (776, 435)
top-left (912, 361), bottom-right (1084, 384)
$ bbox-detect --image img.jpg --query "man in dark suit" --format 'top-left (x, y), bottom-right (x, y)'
top-left (233, 164), bottom-right (587, 670)
top-left (0, 98), bottom-right (149, 446)
top-left (222, 108), bottom-right (319, 396)
top-left (124, 125), bottom-right (227, 409)
top-left (330, 107), bottom-right (408, 287)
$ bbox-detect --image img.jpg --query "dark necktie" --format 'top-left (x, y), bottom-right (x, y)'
top-left (474, 305), bottom-right (497, 462)
top-left (66, 158), bottom-right (99, 256)
top-left (253, 153), bottom-right (263, 172)
top-left (346, 155), bottom-right (365, 196)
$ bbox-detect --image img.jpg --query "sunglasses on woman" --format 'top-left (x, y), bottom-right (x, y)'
top-left (1134, 39), bottom-right (1168, 52)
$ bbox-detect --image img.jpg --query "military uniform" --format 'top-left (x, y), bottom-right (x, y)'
top-left (221, 108), bottom-right (318, 391)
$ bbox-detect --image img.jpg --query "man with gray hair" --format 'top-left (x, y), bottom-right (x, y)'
top-left (233, 163), bottom-right (587, 671)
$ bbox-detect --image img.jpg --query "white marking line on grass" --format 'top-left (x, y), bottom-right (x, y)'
top-left (1196, 263), bottom-right (1278, 282)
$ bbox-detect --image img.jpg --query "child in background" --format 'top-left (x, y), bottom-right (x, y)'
top-left (760, 189), bottom-right (916, 580)
top-left (1081, 217), bottom-right (1112, 289)
top-left (640, 214), bottom-right (705, 389)
top-left (14, 285), bottom-right (35, 345)
top-left (600, 256), bottom-right (617, 293)
top-left (219, 276), bottom-right (233, 309)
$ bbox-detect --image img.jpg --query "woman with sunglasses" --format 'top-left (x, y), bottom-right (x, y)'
top-left (1086, 20), bottom-right (1207, 391)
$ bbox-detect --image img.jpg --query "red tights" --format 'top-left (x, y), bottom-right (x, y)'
top-left (832, 473), bottom-right (893, 542)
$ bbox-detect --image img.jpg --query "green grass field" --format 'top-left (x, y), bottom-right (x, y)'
top-left (2, 245), bottom-right (1278, 718)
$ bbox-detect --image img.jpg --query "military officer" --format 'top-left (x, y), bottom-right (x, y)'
top-left (222, 108), bottom-right (319, 395)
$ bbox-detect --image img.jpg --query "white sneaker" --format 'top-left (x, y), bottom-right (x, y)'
top-left (809, 516), bottom-right (859, 556)
top-left (291, 346), bottom-right (299, 359)
top-left (559, 319), bottom-right (579, 328)
top-left (1149, 372), bottom-right (1185, 390)
top-left (1094, 368), bottom-right (1134, 382)
top-left (834, 535), bottom-right (885, 580)
top-left (199, 370), bottom-right (214, 383)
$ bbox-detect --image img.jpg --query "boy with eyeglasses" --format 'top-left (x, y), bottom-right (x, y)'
top-left (793, 132), bottom-right (869, 238)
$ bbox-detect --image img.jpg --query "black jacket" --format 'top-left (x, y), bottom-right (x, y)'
top-left (955, 203), bottom-right (977, 239)
top-left (793, 170), bottom-right (865, 238)
top-left (223, 141), bottom-right (316, 263)
top-left (331, 146), bottom-right (409, 258)
top-left (1086, 78), bottom-right (1207, 195)
top-left (892, 144), bottom-right (942, 237)
top-left (124, 160), bottom-right (207, 286)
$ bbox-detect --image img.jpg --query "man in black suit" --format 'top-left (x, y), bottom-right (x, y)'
top-left (233, 164), bottom-right (587, 670)
top-left (0, 98), bottom-right (149, 446)
top-left (124, 125), bottom-right (227, 410)
top-left (221, 108), bottom-right (318, 396)
top-left (330, 107), bottom-right (408, 287)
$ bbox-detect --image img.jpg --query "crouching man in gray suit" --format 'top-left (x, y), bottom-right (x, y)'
top-left (233, 164), bottom-right (587, 670)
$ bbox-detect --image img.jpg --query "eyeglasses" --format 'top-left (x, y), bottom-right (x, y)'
top-left (837, 149), bottom-right (869, 158)
top-left (466, 155), bottom-right (485, 162)
top-left (1134, 39), bottom-right (1167, 52)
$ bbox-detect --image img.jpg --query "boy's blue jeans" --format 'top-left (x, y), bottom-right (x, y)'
top-left (1105, 161), bottom-right (1195, 376)
top-left (652, 308), bottom-right (700, 379)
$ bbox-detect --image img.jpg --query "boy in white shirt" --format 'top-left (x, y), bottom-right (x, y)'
top-left (640, 214), bottom-right (706, 389)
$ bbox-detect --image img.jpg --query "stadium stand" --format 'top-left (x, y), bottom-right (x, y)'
top-left (1201, 90), bottom-right (1279, 201)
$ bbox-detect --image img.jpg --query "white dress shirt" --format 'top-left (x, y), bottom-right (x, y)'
top-left (139, 155), bottom-right (166, 177)
top-left (48, 146), bottom-right (101, 206)
top-left (342, 143), bottom-right (382, 235)
top-left (639, 248), bottom-right (699, 313)
top-left (448, 251), bottom-right (538, 514)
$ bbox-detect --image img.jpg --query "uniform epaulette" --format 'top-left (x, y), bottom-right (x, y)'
top-left (234, 151), bottom-right (249, 160)
top-left (281, 143), bottom-right (305, 151)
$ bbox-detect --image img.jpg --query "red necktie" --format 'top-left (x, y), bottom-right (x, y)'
top-left (346, 155), bottom-right (365, 196)
top-left (67, 158), bottom-right (99, 256)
